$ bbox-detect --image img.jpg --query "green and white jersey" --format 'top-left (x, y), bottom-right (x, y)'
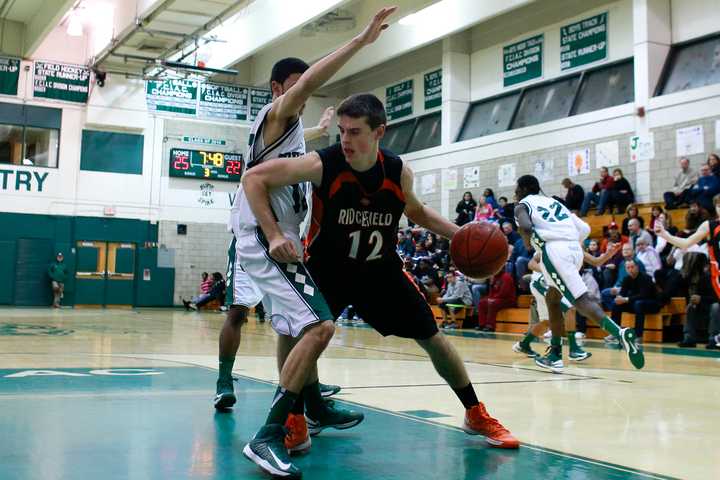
top-left (518, 194), bottom-right (589, 248)
top-left (230, 102), bottom-right (309, 234)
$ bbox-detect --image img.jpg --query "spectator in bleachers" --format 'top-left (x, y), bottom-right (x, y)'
top-left (413, 258), bottom-right (439, 287)
top-left (600, 221), bottom-right (627, 253)
top-left (495, 196), bottom-right (515, 225)
top-left (507, 236), bottom-right (533, 292)
top-left (708, 153), bottom-right (720, 176)
top-left (483, 188), bottom-right (499, 209)
top-left (580, 166), bottom-right (615, 216)
top-left (688, 164), bottom-right (720, 213)
top-left (431, 237), bottom-right (451, 270)
top-left (501, 221), bottom-right (521, 246)
top-left (397, 230), bottom-right (416, 257)
top-left (454, 192), bottom-right (477, 226)
top-left (684, 201), bottom-right (710, 234)
top-left (609, 259), bottom-right (659, 343)
top-left (561, 178), bottom-right (584, 212)
top-left (476, 269), bottom-right (517, 332)
top-left (601, 243), bottom-right (646, 309)
top-left (663, 157), bottom-right (697, 209)
top-left (184, 272), bottom-right (226, 310)
top-left (628, 218), bottom-right (653, 249)
top-left (420, 275), bottom-right (441, 305)
top-left (607, 168), bottom-right (635, 214)
top-left (474, 195), bottom-right (495, 222)
top-left (621, 204), bottom-right (645, 236)
top-left (438, 271), bottom-right (473, 328)
top-left (678, 253), bottom-right (714, 347)
top-left (585, 240), bottom-right (606, 289)
top-left (654, 212), bottom-right (677, 261)
top-left (413, 241), bottom-right (430, 260)
top-left (648, 206), bottom-right (663, 231)
top-left (635, 236), bottom-right (662, 279)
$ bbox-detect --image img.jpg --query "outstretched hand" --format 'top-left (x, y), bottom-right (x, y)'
top-left (654, 221), bottom-right (666, 236)
top-left (318, 106), bottom-right (335, 132)
top-left (355, 6), bottom-right (397, 46)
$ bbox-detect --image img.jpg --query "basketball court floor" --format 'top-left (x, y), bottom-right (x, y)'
top-left (0, 307), bottom-right (717, 480)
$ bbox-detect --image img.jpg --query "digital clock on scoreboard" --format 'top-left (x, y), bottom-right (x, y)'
top-left (169, 148), bottom-right (243, 182)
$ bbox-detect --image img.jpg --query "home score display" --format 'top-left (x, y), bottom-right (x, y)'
top-left (169, 148), bottom-right (243, 181)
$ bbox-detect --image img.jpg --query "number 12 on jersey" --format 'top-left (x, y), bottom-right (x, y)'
top-left (348, 230), bottom-right (383, 261)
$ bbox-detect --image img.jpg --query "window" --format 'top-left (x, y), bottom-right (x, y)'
top-left (659, 34), bottom-right (720, 95)
top-left (511, 75), bottom-right (580, 129)
top-left (406, 112), bottom-right (441, 153)
top-left (457, 59), bottom-right (635, 141)
top-left (573, 60), bottom-right (634, 114)
top-left (80, 130), bottom-right (144, 174)
top-left (457, 93), bottom-right (520, 141)
top-left (380, 118), bottom-right (416, 154)
top-left (0, 103), bottom-right (61, 168)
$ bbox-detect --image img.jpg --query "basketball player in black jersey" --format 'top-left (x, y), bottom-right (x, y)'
top-left (243, 93), bottom-right (520, 452)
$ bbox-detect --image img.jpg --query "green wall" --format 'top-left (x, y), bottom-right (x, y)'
top-left (0, 212), bottom-right (172, 307)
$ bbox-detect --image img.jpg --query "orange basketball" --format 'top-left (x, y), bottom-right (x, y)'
top-left (450, 222), bottom-right (509, 279)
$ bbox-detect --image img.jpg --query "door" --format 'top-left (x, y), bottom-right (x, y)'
top-left (74, 241), bottom-right (136, 307)
top-left (14, 238), bottom-right (53, 306)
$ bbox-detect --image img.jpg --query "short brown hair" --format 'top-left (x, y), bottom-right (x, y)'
top-left (337, 93), bottom-right (386, 129)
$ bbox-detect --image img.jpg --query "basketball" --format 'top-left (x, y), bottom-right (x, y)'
top-left (450, 222), bottom-right (509, 279)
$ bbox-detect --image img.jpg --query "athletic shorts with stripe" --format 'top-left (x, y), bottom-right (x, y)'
top-left (306, 257), bottom-right (439, 340)
top-left (225, 236), bottom-right (264, 308)
top-left (529, 271), bottom-right (573, 322)
top-left (234, 226), bottom-right (333, 337)
top-left (535, 239), bottom-right (588, 305)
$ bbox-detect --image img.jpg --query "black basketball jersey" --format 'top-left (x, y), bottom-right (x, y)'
top-left (707, 220), bottom-right (720, 299)
top-left (307, 143), bottom-right (406, 269)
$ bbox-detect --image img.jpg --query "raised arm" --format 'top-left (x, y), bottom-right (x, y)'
top-left (584, 242), bottom-right (621, 267)
top-left (241, 153), bottom-right (323, 262)
top-left (269, 7), bottom-right (396, 123)
top-left (401, 164), bottom-right (459, 240)
top-left (655, 219), bottom-right (709, 250)
top-left (303, 107), bottom-right (334, 142)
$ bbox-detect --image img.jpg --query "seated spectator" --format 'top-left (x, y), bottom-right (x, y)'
top-left (709, 153), bottom-right (720, 176)
top-left (654, 212), bottom-right (677, 261)
top-left (413, 242), bottom-right (430, 260)
top-left (397, 230), bottom-right (416, 257)
top-left (437, 271), bottom-right (473, 328)
top-left (413, 258), bottom-right (439, 286)
top-left (678, 253), bottom-right (715, 347)
top-left (454, 192), bottom-right (477, 226)
top-left (584, 240), bottom-right (606, 289)
top-left (474, 195), bottom-right (495, 222)
top-left (476, 269), bottom-right (517, 332)
top-left (688, 164), bottom-right (720, 213)
top-left (495, 196), bottom-right (515, 225)
top-left (200, 272), bottom-right (213, 294)
top-left (621, 204), bottom-right (645, 236)
top-left (508, 237), bottom-right (533, 292)
top-left (601, 243), bottom-right (646, 309)
top-left (483, 188), bottom-right (499, 210)
top-left (184, 272), bottom-right (226, 310)
top-left (580, 166), bottom-right (614, 216)
top-left (561, 178), bottom-right (584, 212)
top-left (420, 275), bottom-right (441, 305)
top-left (599, 221), bottom-right (627, 253)
top-left (606, 169), bottom-right (635, 214)
top-left (663, 157), bottom-right (698, 209)
top-left (654, 262), bottom-right (685, 307)
top-left (431, 237), bottom-right (451, 270)
top-left (648, 206), bottom-right (663, 232)
top-left (634, 237), bottom-right (662, 279)
top-left (609, 259), bottom-right (660, 343)
top-left (501, 221), bottom-right (521, 246)
top-left (628, 218), bottom-right (652, 249)
top-left (684, 201), bottom-right (710, 234)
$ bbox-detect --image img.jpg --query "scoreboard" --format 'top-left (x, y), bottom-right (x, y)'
top-left (169, 148), bottom-right (243, 182)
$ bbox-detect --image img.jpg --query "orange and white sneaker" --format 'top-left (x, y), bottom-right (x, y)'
top-left (463, 403), bottom-right (519, 449)
top-left (284, 413), bottom-right (312, 454)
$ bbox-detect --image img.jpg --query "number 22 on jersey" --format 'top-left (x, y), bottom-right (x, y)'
top-left (348, 230), bottom-right (383, 261)
top-left (536, 201), bottom-right (568, 223)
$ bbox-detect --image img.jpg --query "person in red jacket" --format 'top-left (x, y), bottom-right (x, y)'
top-left (580, 166), bottom-right (615, 216)
top-left (476, 270), bottom-right (517, 331)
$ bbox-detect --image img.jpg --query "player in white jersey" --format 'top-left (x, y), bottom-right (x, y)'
top-left (230, 9), bottom-right (397, 479)
top-left (514, 174), bottom-right (645, 371)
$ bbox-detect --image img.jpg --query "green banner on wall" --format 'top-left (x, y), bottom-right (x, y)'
top-left (146, 79), bottom-right (198, 115)
top-left (33, 61), bottom-right (90, 103)
top-left (249, 88), bottom-right (272, 121)
top-left (503, 34), bottom-right (543, 87)
top-left (560, 12), bottom-right (608, 70)
top-left (386, 79), bottom-right (413, 121)
top-left (424, 69), bottom-right (442, 110)
top-left (198, 83), bottom-right (249, 121)
top-left (0, 57), bottom-right (20, 96)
